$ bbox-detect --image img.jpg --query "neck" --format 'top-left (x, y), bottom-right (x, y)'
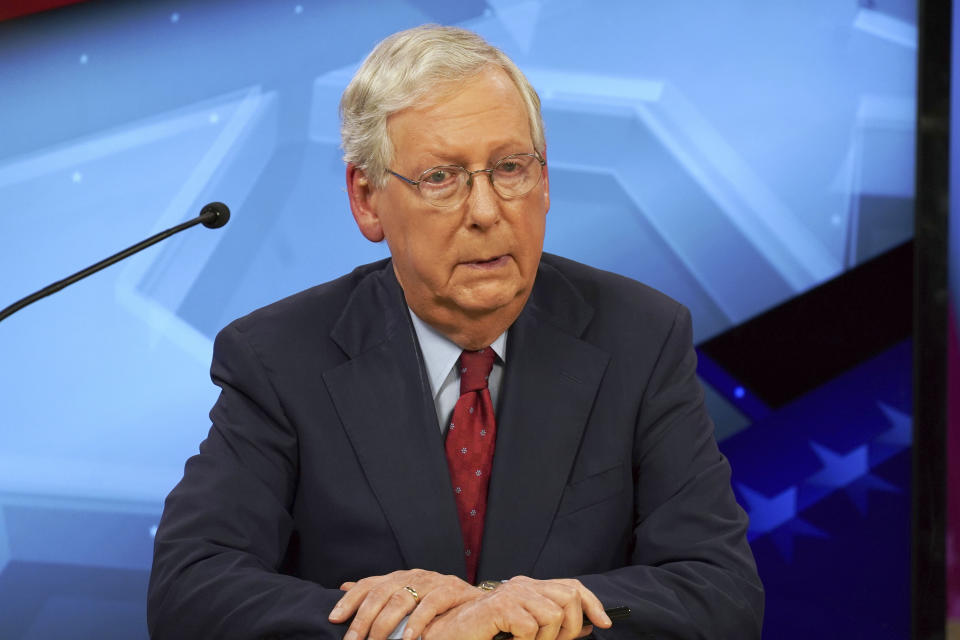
top-left (408, 297), bottom-right (526, 351)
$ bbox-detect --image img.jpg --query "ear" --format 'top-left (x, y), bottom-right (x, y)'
top-left (346, 163), bottom-right (385, 242)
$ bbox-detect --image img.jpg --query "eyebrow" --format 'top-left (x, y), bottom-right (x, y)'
top-left (413, 143), bottom-right (534, 170)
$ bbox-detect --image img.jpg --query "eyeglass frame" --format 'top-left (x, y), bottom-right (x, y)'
top-left (385, 150), bottom-right (546, 208)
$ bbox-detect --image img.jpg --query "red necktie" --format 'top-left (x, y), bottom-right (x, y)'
top-left (444, 348), bottom-right (497, 584)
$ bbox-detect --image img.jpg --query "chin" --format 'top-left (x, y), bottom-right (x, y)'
top-left (452, 285), bottom-right (526, 316)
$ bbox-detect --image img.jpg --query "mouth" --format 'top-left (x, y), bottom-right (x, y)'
top-left (464, 255), bottom-right (510, 269)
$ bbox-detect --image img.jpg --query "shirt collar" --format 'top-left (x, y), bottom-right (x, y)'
top-left (408, 309), bottom-right (507, 400)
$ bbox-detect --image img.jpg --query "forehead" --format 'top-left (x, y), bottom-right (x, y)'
top-left (386, 67), bottom-right (532, 165)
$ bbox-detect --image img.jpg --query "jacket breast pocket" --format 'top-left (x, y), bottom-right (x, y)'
top-left (554, 463), bottom-right (625, 519)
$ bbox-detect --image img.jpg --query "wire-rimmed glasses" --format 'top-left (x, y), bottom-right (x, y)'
top-left (386, 151), bottom-right (545, 208)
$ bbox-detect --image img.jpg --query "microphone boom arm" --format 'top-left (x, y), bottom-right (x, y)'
top-left (0, 202), bottom-right (230, 323)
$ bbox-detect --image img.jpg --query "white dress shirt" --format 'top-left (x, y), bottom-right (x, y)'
top-left (408, 309), bottom-right (507, 430)
top-left (384, 310), bottom-right (508, 640)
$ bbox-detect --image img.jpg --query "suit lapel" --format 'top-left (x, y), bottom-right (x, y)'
top-left (323, 265), bottom-right (467, 578)
top-left (479, 262), bottom-right (610, 580)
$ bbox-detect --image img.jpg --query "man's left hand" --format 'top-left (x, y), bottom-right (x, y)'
top-left (328, 569), bottom-right (481, 640)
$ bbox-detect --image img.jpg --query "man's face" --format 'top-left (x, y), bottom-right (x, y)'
top-left (351, 66), bottom-right (549, 336)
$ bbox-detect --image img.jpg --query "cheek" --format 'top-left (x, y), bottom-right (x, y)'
top-left (518, 213), bottom-right (546, 256)
top-left (403, 228), bottom-right (459, 282)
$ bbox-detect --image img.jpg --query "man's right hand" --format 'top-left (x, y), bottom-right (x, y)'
top-left (414, 577), bottom-right (610, 640)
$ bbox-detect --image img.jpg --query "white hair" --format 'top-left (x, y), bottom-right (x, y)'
top-left (340, 24), bottom-right (546, 189)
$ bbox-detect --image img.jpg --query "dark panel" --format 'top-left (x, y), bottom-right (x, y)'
top-left (913, 0), bottom-right (951, 637)
top-left (699, 241), bottom-right (912, 407)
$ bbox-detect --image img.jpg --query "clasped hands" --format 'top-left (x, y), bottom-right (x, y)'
top-left (328, 569), bottom-right (612, 640)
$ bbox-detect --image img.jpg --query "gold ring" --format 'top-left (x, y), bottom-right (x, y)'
top-left (402, 585), bottom-right (420, 604)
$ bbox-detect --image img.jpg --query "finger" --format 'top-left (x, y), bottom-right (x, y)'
top-left (406, 578), bottom-right (486, 640)
top-left (346, 583), bottom-right (413, 640)
top-left (493, 600), bottom-right (541, 640)
top-left (531, 583), bottom-right (581, 640)
top-left (331, 569), bottom-right (448, 627)
top-left (575, 624), bottom-right (594, 639)
top-left (367, 587), bottom-right (421, 640)
top-left (527, 578), bottom-right (609, 630)
top-left (505, 577), bottom-right (579, 610)
top-left (329, 579), bottom-right (375, 622)
top-left (555, 595), bottom-right (583, 640)
top-left (504, 579), bottom-right (581, 640)
top-left (567, 582), bottom-right (609, 629)
top-left (403, 589), bottom-right (461, 640)
top-left (522, 581), bottom-right (579, 609)
top-left (503, 588), bottom-right (563, 640)
top-left (421, 596), bottom-right (509, 640)
top-left (527, 598), bottom-right (564, 640)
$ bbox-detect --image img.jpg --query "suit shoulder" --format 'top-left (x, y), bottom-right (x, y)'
top-left (537, 255), bottom-right (694, 384)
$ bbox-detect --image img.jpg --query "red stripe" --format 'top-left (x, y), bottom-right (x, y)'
top-left (0, 0), bottom-right (89, 22)
top-left (948, 300), bottom-right (960, 620)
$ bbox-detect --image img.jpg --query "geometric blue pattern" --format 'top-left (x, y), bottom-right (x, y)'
top-left (720, 340), bottom-right (912, 638)
top-left (0, 0), bottom-right (916, 637)
top-left (733, 387), bottom-right (910, 564)
top-left (806, 441), bottom-right (901, 514)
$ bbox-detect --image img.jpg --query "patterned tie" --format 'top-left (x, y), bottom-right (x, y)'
top-left (444, 348), bottom-right (497, 584)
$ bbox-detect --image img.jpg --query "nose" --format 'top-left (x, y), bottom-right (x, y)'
top-left (463, 170), bottom-right (501, 229)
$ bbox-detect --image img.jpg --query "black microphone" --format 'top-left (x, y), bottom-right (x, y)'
top-left (0, 202), bottom-right (231, 323)
top-left (199, 201), bottom-right (230, 228)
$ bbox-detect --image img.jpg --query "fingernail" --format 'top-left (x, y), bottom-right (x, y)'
top-left (344, 631), bottom-right (357, 640)
top-left (402, 630), bottom-right (414, 640)
top-left (328, 604), bottom-right (343, 620)
top-left (602, 612), bottom-right (612, 626)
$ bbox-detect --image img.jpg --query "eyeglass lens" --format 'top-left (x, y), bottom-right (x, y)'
top-left (417, 154), bottom-right (542, 206)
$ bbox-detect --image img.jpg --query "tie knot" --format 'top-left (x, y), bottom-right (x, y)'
top-left (459, 348), bottom-right (496, 394)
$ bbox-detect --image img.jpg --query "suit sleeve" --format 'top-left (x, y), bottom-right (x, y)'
top-left (577, 304), bottom-right (764, 639)
top-left (147, 323), bottom-right (345, 640)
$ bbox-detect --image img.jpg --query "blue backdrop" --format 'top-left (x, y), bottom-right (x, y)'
top-left (0, 1), bottom-right (916, 637)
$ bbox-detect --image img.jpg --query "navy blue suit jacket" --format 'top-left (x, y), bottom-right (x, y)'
top-left (147, 254), bottom-right (763, 639)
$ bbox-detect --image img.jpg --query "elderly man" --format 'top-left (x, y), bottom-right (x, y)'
top-left (147, 25), bottom-right (763, 640)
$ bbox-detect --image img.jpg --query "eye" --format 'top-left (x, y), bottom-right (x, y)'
top-left (498, 161), bottom-right (521, 174)
top-left (424, 169), bottom-right (453, 184)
